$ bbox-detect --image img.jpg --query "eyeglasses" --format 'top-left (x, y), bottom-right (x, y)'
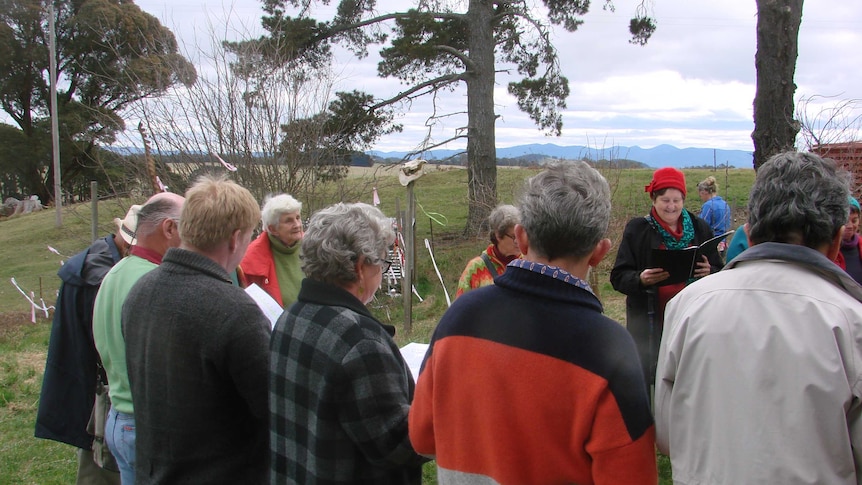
top-left (380, 259), bottom-right (393, 273)
top-left (502, 233), bottom-right (516, 241)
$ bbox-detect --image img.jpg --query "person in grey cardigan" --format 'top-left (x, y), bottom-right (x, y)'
top-left (123, 175), bottom-right (271, 484)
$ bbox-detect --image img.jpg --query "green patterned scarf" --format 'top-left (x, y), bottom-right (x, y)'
top-left (647, 209), bottom-right (695, 250)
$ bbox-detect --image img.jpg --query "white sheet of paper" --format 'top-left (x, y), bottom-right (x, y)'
top-left (399, 342), bottom-right (430, 382)
top-left (244, 283), bottom-right (283, 330)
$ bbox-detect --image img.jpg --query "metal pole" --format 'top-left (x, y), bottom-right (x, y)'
top-left (91, 181), bottom-right (98, 243)
top-left (402, 182), bottom-right (415, 334)
top-left (49, 2), bottom-right (62, 227)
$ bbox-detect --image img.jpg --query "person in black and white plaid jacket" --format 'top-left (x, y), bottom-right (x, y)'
top-left (269, 202), bottom-right (428, 484)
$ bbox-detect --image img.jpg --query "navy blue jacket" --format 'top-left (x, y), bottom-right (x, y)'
top-left (35, 235), bottom-right (122, 449)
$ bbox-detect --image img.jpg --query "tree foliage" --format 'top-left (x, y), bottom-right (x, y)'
top-left (0, 0), bottom-right (195, 202)
top-left (247, 0), bottom-right (656, 234)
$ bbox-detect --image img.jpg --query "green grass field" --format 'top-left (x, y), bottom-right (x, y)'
top-left (0, 165), bottom-right (755, 484)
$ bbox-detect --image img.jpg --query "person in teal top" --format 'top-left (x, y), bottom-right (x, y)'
top-left (725, 224), bottom-right (749, 264)
top-left (93, 192), bottom-right (184, 485)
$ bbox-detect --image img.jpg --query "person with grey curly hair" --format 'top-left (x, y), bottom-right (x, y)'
top-left (656, 151), bottom-right (862, 484)
top-left (270, 202), bottom-right (428, 483)
top-left (240, 193), bottom-right (304, 307)
top-left (411, 161), bottom-right (657, 484)
top-left (455, 204), bottom-right (521, 298)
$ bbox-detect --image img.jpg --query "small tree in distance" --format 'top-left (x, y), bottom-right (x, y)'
top-left (796, 94), bottom-right (862, 151)
top-left (122, 18), bottom-right (399, 207)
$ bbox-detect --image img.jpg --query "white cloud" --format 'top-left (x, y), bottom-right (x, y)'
top-left (8, 0), bottom-right (858, 155)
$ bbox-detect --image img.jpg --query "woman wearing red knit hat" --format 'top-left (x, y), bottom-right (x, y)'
top-left (611, 167), bottom-right (722, 394)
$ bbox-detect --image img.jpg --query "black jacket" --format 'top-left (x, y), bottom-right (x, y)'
top-left (610, 211), bottom-right (722, 382)
top-left (35, 235), bottom-right (122, 449)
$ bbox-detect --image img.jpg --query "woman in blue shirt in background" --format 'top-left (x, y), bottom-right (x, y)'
top-left (697, 176), bottom-right (731, 236)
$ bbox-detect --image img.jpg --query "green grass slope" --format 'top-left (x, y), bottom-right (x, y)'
top-left (0, 166), bottom-right (755, 484)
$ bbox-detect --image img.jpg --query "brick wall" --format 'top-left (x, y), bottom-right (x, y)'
top-left (811, 142), bottom-right (862, 197)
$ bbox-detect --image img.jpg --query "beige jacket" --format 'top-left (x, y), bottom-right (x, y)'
top-left (656, 243), bottom-right (862, 485)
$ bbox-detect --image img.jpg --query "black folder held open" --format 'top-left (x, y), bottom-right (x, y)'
top-left (649, 230), bottom-right (734, 286)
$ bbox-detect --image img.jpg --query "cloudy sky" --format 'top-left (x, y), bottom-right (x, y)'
top-left (133, 0), bottom-right (862, 153)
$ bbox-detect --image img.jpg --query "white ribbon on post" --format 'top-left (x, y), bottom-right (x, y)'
top-left (10, 278), bottom-right (54, 322)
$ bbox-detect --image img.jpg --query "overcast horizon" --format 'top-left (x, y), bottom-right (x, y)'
top-left (10, 0), bottom-right (862, 154)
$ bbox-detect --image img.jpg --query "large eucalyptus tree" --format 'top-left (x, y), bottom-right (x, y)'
top-left (0, 0), bottom-right (195, 202)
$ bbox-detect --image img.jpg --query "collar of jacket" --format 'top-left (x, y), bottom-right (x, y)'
top-left (162, 247), bottom-right (232, 283)
top-left (494, 264), bottom-right (604, 314)
top-left (726, 242), bottom-right (862, 303)
top-left (297, 278), bottom-right (396, 337)
top-left (240, 233), bottom-right (272, 276)
top-left (59, 235), bottom-right (120, 286)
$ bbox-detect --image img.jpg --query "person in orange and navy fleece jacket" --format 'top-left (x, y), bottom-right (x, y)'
top-left (409, 161), bottom-right (657, 485)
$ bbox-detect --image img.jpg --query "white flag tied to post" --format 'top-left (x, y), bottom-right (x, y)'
top-left (373, 187), bottom-right (380, 206)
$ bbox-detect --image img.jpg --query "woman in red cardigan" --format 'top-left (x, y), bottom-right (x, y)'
top-left (240, 193), bottom-right (304, 307)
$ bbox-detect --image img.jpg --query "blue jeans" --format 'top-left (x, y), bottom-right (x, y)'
top-left (106, 407), bottom-right (136, 485)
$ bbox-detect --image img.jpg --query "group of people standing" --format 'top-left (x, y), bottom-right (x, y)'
top-left (443, 154), bottom-right (862, 484)
top-left (35, 173), bottom-right (428, 484)
top-left (33, 151), bottom-right (862, 485)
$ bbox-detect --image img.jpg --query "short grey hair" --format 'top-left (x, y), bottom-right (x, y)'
top-left (748, 151), bottom-right (850, 249)
top-left (261, 193), bottom-right (302, 232)
top-left (301, 203), bottom-right (395, 285)
top-left (488, 204), bottom-right (520, 244)
top-left (135, 193), bottom-right (183, 239)
top-left (518, 161), bottom-right (611, 260)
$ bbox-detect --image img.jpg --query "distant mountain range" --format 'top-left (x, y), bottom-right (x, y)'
top-left (369, 143), bottom-right (754, 169)
top-left (110, 142), bottom-right (755, 169)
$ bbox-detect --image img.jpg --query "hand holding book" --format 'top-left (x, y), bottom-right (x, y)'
top-left (647, 230), bottom-right (734, 286)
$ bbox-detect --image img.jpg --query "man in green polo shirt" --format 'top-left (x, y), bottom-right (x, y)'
top-left (93, 192), bottom-right (184, 485)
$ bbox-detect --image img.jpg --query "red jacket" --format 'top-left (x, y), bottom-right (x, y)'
top-left (240, 234), bottom-right (283, 306)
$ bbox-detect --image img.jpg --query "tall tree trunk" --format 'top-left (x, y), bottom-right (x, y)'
top-left (751, 0), bottom-right (804, 170)
top-left (464, 0), bottom-right (498, 236)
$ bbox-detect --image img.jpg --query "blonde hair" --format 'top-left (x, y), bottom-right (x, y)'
top-left (697, 176), bottom-right (718, 194)
top-left (179, 175), bottom-right (260, 251)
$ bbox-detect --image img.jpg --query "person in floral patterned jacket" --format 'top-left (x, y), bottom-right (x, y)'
top-left (455, 205), bottom-right (521, 299)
